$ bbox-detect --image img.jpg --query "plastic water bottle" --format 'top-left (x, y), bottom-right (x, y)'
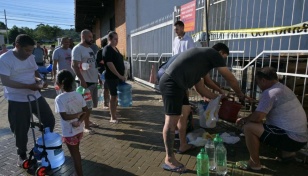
top-left (79, 63), bottom-right (90, 70)
top-left (76, 86), bottom-right (85, 95)
top-left (214, 134), bottom-right (223, 147)
top-left (83, 88), bottom-right (93, 109)
top-left (215, 142), bottom-right (228, 175)
top-left (54, 84), bottom-right (61, 95)
top-left (197, 148), bottom-right (209, 176)
top-left (37, 127), bottom-right (65, 169)
top-left (97, 84), bottom-right (103, 106)
top-left (205, 139), bottom-right (216, 170)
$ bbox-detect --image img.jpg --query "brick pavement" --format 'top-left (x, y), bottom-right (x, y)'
top-left (0, 81), bottom-right (307, 176)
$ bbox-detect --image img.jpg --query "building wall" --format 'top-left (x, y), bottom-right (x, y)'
top-left (115, 0), bottom-right (127, 56)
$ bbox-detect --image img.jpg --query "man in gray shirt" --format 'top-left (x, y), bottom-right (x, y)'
top-left (236, 67), bottom-right (307, 170)
top-left (72, 29), bottom-right (100, 134)
top-left (33, 41), bottom-right (45, 66)
top-left (52, 37), bottom-right (75, 88)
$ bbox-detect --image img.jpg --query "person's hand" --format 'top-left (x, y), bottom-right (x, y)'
top-left (72, 121), bottom-right (81, 127)
top-left (118, 75), bottom-right (126, 82)
top-left (28, 83), bottom-right (41, 91)
top-left (78, 112), bottom-right (85, 118)
top-left (80, 80), bottom-right (87, 89)
top-left (235, 117), bottom-right (246, 126)
top-left (42, 82), bottom-right (48, 89)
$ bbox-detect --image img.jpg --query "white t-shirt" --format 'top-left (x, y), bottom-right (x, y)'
top-left (172, 33), bottom-right (195, 55)
top-left (52, 47), bottom-right (75, 75)
top-left (72, 44), bottom-right (98, 83)
top-left (55, 91), bottom-right (86, 137)
top-left (0, 50), bottom-right (41, 102)
top-left (256, 82), bottom-right (308, 142)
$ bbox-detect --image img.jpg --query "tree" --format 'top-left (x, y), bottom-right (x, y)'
top-left (8, 26), bottom-right (20, 43)
top-left (0, 21), bottom-right (7, 29)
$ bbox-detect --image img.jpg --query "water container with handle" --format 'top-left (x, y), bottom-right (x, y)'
top-left (117, 82), bottom-right (132, 107)
top-left (37, 127), bottom-right (65, 169)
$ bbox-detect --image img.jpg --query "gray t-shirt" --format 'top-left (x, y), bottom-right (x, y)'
top-left (72, 44), bottom-right (98, 83)
top-left (33, 47), bottom-right (44, 63)
top-left (256, 82), bottom-right (308, 142)
top-left (52, 47), bottom-right (74, 75)
top-left (165, 47), bottom-right (226, 89)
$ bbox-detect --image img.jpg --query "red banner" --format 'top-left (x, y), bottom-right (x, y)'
top-left (180, 0), bottom-right (196, 32)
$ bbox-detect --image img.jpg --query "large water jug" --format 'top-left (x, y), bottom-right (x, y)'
top-left (37, 127), bottom-right (65, 169)
top-left (117, 82), bottom-right (132, 107)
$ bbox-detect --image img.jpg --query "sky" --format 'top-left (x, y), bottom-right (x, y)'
top-left (0, 0), bottom-right (74, 29)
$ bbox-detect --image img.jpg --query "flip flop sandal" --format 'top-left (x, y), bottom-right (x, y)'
top-left (162, 163), bottom-right (187, 173)
top-left (89, 123), bottom-right (99, 127)
top-left (84, 129), bottom-right (96, 135)
top-left (235, 161), bottom-right (262, 171)
top-left (109, 120), bottom-right (119, 124)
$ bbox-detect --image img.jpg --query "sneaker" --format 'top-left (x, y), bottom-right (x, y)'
top-left (17, 154), bottom-right (28, 167)
top-left (84, 128), bottom-right (96, 135)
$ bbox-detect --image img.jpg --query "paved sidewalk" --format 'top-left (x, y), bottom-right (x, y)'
top-left (0, 81), bottom-right (307, 176)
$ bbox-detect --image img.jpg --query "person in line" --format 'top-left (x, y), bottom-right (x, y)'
top-left (236, 67), bottom-right (307, 170)
top-left (159, 45), bottom-right (245, 173)
top-left (72, 29), bottom-right (100, 134)
top-left (0, 44), bottom-right (8, 55)
top-left (0, 34), bottom-right (55, 166)
top-left (43, 46), bottom-right (48, 63)
top-left (172, 20), bottom-right (195, 55)
top-left (102, 31), bottom-right (125, 123)
top-left (69, 38), bottom-right (75, 50)
top-left (96, 37), bottom-right (110, 108)
top-left (33, 41), bottom-right (45, 66)
top-left (52, 37), bottom-right (75, 93)
top-left (55, 70), bottom-right (89, 176)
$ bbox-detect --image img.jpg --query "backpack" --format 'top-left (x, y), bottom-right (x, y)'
top-left (157, 54), bottom-right (179, 81)
top-left (96, 49), bottom-right (105, 74)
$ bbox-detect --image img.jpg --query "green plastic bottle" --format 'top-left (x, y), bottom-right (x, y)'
top-left (76, 86), bottom-right (85, 95)
top-left (197, 148), bottom-right (209, 176)
top-left (213, 134), bottom-right (223, 147)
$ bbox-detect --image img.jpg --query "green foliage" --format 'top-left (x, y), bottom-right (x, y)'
top-left (6, 24), bottom-right (79, 44)
top-left (0, 21), bottom-right (7, 29)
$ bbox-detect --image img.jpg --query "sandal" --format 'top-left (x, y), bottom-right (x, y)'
top-left (89, 122), bottom-right (99, 128)
top-left (84, 129), bottom-right (96, 135)
top-left (109, 120), bottom-right (119, 124)
top-left (236, 160), bottom-right (262, 171)
top-left (162, 163), bottom-right (187, 173)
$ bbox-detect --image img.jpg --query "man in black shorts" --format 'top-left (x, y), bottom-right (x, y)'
top-left (159, 44), bottom-right (245, 173)
top-left (236, 67), bottom-right (307, 170)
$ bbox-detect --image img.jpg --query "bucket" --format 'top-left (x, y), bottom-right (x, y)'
top-left (218, 98), bottom-right (242, 123)
top-left (37, 127), bottom-right (65, 169)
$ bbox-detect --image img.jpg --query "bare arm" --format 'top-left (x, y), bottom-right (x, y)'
top-left (194, 79), bottom-right (218, 99)
top-left (52, 60), bottom-right (58, 81)
top-left (59, 112), bottom-right (85, 121)
top-left (0, 74), bottom-right (40, 91)
top-left (236, 111), bottom-right (266, 125)
top-left (203, 73), bottom-right (224, 94)
top-left (106, 62), bottom-right (125, 81)
top-left (72, 60), bottom-right (87, 88)
top-left (217, 67), bottom-right (244, 97)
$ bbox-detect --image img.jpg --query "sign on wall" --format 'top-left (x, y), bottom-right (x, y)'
top-left (180, 0), bottom-right (196, 32)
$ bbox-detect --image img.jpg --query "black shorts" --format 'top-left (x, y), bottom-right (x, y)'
top-left (260, 124), bottom-right (307, 152)
top-left (105, 79), bottom-right (120, 96)
top-left (159, 73), bottom-right (187, 115)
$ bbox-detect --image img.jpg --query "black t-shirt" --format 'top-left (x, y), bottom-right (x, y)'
top-left (165, 47), bottom-right (226, 89)
top-left (96, 48), bottom-right (105, 74)
top-left (102, 45), bottom-right (125, 80)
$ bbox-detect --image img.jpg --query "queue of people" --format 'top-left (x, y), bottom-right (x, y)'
top-left (0, 20), bottom-right (307, 176)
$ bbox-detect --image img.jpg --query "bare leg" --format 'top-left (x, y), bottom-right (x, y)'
top-left (177, 105), bottom-right (192, 152)
top-left (163, 115), bottom-right (186, 171)
top-left (84, 109), bottom-right (91, 130)
top-left (109, 95), bottom-right (117, 121)
top-left (66, 143), bottom-right (83, 176)
top-left (104, 89), bottom-right (110, 107)
top-left (243, 122), bottom-right (264, 167)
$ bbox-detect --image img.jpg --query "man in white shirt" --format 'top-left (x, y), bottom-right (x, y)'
top-left (172, 20), bottom-right (195, 55)
top-left (0, 34), bottom-right (55, 166)
top-left (72, 29), bottom-right (100, 134)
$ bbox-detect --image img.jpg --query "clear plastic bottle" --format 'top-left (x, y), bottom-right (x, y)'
top-left (213, 134), bottom-right (223, 147)
top-left (205, 139), bottom-right (216, 170)
top-left (83, 88), bottom-right (93, 109)
top-left (97, 84), bottom-right (104, 106)
top-left (197, 148), bottom-right (209, 176)
top-left (215, 142), bottom-right (228, 175)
